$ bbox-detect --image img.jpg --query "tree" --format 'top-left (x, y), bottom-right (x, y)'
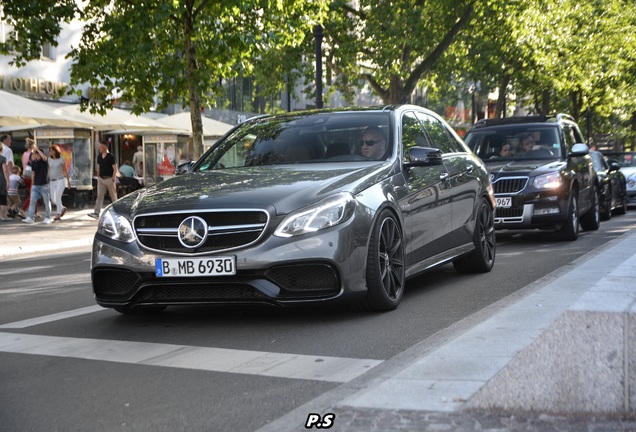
top-left (320, 0), bottom-right (478, 105)
top-left (2, 0), bottom-right (326, 157)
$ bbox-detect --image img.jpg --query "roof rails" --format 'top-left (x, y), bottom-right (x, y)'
top-left (472, 116), bottom-right (547, 128)
top-left (471, 113), bottom-right (576, 128)
top-left (552, 113), bottom-right (576, 123)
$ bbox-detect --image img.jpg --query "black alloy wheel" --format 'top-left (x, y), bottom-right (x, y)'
top-left (558, 192), bottom-right (579, 241)
top-left (580, 186), bottom-right (600, 231)
top-left (453, 198), bottom-right (496, 273)
top-left (361, 210), bottom-right (405, 312)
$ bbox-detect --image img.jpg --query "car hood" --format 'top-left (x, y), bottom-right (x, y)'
top-left (114, 162), bottom-right (393, 216)
top-left (619, 166), bottom-right (636, 177)
top-left (483, 158), bottom-right (566, 178)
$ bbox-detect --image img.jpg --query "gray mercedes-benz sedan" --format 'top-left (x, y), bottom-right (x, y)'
top-left (91, 105), bottom-right (496, 313)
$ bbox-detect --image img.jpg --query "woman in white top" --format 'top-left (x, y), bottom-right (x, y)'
top-left (48, 145), bottom-right (70, 221)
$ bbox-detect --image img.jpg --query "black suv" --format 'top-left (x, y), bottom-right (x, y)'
top-left (464, 114), bottom-right (599, 240)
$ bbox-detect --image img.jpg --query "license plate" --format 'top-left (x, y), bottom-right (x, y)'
top-left (495, 197), bottom-right (512, 208)
top-left (155, 257), bottom-right (236, 277)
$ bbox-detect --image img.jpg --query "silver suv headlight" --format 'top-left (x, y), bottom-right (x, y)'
top-left (97, 207), bottom-right (136, 243)
top-left (274, 192), bottom-right (356, 238)
top-left (533, 172), bottom-right (562, 189)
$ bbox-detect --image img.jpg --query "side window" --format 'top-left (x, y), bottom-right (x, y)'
top-left (401, 112), bottom-right (430, 158)
top-left (417, 113), bottom-right (459, 153)
top-left (562, 124), bottom-right (583, 151)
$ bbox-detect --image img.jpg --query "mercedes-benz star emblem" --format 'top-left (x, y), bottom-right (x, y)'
top-left (178, 216), bottom-right (208, 248)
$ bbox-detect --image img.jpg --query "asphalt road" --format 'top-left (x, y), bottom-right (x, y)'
top-left (1, 211), bottom-right (635, 432)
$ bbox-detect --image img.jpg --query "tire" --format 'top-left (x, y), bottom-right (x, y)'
top-left (600, 186), bottom-right (612, 221)
top-left (613, 190), bottom-right (627, 215)
top-left (360, 210), bottom-right (405, 312)
top-left (580, 186), bottom-right (600, 231)
top-left (558, 192), bottom-right (578, 241)
top-left (453, 198), bottom-right (496, 273)
top-left (114, 305), bottom-right (167, 315)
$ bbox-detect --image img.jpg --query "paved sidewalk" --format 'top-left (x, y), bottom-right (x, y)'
top-left (0, 207), bottom-right (97, 258)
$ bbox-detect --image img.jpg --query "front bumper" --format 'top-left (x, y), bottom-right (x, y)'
top-left (91, 218), bottom-right (370, 309)
top-left (493, 190), bottom-right (569, 229)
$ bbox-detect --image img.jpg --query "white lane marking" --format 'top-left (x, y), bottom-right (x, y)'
top-left (0, 305), bottom-right (105, 329)
top-left (0, 265), bottom-right (56, 276)
top-left (0, 332), bottom-right (382, 383)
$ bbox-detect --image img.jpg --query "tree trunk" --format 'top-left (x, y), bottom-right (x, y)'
top-left (385, 75), bottom-right (407, 104)
top-left (496, 74), bottom-right (510, 118)
top-left (538, 89), bottom-right (550, 116)
top-left (182, 6), bottom-right (204, 159)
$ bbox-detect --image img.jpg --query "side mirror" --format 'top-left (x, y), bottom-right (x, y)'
top-left (569, 143), bottom-right (589, 158)
top-left (405, 147), bottom-right (443, 167)
top-left (176, 161), bottom-right (195, 175)
top-left (609, 161), bottom-right (621, 172)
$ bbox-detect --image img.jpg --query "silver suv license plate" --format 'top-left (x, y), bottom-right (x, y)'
top-left (155, 257), bottom-right (236, 277)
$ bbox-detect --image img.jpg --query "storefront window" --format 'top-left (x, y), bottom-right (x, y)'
top-left (35, 129), bottom-right (93, 190)
top-left (143, 135), bottom-right (181, 185)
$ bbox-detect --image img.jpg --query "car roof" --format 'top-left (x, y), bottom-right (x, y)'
top-left (469, 114), bottom-right (576, 130)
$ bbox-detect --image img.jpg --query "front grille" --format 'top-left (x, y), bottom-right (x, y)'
top-left (134, 210), bottom-right (269, 255)
top-left (495, 207), bottom-right (523, 218)
top-left (493, 177), bottom-right (529, 194)
top-left (93, 268), bottom-right (141, 298)
top-left (137, 284), bottom-right (270, 302)
top-left (266, 264), bottom-right (339, 293)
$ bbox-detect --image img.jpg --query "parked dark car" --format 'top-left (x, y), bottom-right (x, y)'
top-left (464, 114), bottom-right (599, 241)
top-left (91, 105), bottom-right (496, 313)
top-left (589, 150), bottom-right (627, 219)
top-left (604, 151), bottom-right (636, 206)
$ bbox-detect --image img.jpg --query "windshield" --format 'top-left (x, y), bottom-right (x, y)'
top-left (609, 153), bottom-right (636, 167)
top-left (195, 112), bottom-right (391, 171)
top-left (465, 127), bottom-right (563, 161)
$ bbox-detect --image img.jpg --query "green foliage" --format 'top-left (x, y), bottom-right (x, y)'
top-left (0, 0), bottom-right (77, 67)
top-left (4, 0), bottom-right (636, 144)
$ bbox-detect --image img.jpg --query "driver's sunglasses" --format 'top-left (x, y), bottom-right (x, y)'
top-left (360, 139), bottom-right (382, 147)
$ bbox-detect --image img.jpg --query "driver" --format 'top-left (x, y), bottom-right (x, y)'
top-left (360, 126), bottom-right (387, 160)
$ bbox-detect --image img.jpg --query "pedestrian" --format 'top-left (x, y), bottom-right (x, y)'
top-left (48, 144), bottom-right (70, 221)
top-left (132, 145), bottom-right (143, 177)
top-left (22, 144), bottom-right (53, 225)
top-left (89, 140), bottom-right (118, 219)
top-left (0, 134), bottom-right (14, 172)
top-left (7, 165), bottom-right (26, 219)
top-left (0, 141), bottom-right (10, 221)
top-left (118, 159), bottom-right (135, 177)
top-left (20, 138), bottom-right (38, 218)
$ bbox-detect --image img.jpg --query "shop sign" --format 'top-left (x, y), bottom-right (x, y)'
top-left (145, 135), bottom-right (178, 143)
top-left (0, 75), bottom-right (68, 97)
top-left (36, 129), bottom-right (74, 138)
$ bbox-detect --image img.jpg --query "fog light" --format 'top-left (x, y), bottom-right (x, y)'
top-left (534, 207), bottom-right (560, 215)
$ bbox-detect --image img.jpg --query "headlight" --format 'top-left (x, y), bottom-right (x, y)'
top-left (533, 172), bottom-right (562, 189)
top-left (97, 207), bottom-right (136, 243)
top-left (274, 192), bottom-right (356, 237)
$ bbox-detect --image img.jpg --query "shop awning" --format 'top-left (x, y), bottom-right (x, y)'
top-left (57, 104), bottom-right (184, 133)
top-left (0, 90), bottom-right (103, 129)
top-left (153, 112), bottom-right (234, 138)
